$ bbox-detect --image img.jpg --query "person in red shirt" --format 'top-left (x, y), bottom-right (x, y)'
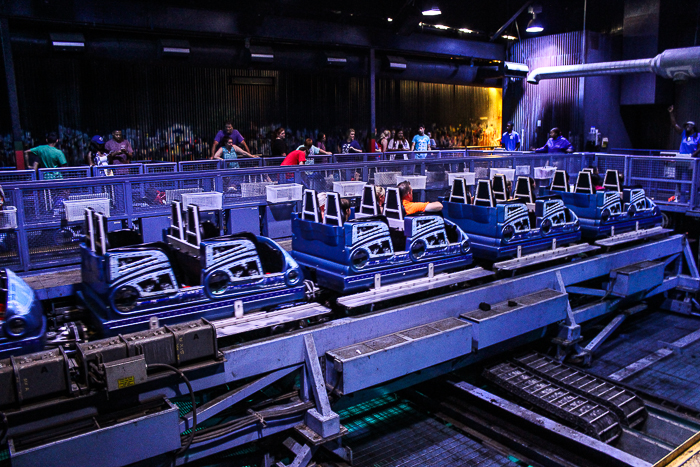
top-left (281, 139), bottom-right (311, 166)
top-left (398, 181), bottom-right (442, 215)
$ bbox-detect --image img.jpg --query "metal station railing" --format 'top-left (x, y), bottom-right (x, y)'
top-left (0, 151), bottom-right (696, 271)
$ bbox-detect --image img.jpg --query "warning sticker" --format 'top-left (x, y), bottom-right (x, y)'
top-left (118, 376), bottom-right (136, 389)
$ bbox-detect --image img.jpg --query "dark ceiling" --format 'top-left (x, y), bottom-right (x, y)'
top-left (170, 0), bottom-right (630, 42)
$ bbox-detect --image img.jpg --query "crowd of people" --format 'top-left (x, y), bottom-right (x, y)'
top-left (20, 104), bottom-right (699, 173)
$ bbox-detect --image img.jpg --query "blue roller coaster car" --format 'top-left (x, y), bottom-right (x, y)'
top-left (291, 188), bottom-right (473, 293)
top-left (0, 269), bottom-right (46, 358)
top-left (440, 175), bottom-right (581, 261)
top-left (78, 202), bottom-right (306, 336)
top-left (544, 170), bottom-right (662, 240)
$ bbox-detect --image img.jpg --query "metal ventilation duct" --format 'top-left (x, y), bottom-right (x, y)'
top-left (526, 46), bottom-right (700, 84)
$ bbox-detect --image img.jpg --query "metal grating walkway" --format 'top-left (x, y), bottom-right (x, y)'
top-left (586, 311), bottom-right (700, 412)
top-left (338, 396), bottom-right (516, 467)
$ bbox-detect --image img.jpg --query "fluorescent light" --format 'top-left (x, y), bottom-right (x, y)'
top-left (433, 24), bottom-right (450, 30)
top-left (327, 57), bottom-right (347, 64)
top-left (387, 17), bottom-right (393, 22)
top-left (160, 39), bottom-right (191, 56)
top-left (50, 33), bottom-right (85, 51)
top-left (459, 28), bottom-right (474, 33)
top-left (526, 24), bottom-right (543, 33)
top-left (162, 47), bottom-right (190, 54)
top-left (422, 7), bottom-right (441, 16)
top-left (502, 35), bottom-right (517, 40)
top-left (248, 46), bottom-right (274, 62)
top-left (386, 55), bottom-right (407, 70)
top-left (52, 41), bottom-right (84, 48)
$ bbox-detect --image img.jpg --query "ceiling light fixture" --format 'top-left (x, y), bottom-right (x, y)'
top-left (422, 7), bottom-right (441, 16)
top-left (502, 34), bottom-right (517, 40)
top-left (433, 24), bottom-right (450, 30)
top-left (526, 4), bottom-right (544, 33)
top-left (459, 28), bottom-right (474, 34)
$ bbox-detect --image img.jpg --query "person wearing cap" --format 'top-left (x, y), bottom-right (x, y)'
top-left (668, 106), bottom-right (700, 157)
top-left (87, 135), bottom-right (110, 167)
top-left (105, 130), bottom-right (134, 164)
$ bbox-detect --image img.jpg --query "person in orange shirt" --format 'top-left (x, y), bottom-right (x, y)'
top-left (398, 181), bottom-right (442, 215)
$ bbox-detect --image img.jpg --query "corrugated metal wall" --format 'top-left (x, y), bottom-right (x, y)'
top-left (506, 31), bottom-right (584, 150)
top-left (10, 56), bottom-right (500, 163)
top-left (377, 79), bottom-right (501, 131)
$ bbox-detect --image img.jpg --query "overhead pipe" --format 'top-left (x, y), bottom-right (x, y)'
top-left (527, 46), bottom-right (700, 84)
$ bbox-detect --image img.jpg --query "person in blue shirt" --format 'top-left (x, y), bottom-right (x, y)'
top-left (501, 122), bottom-right (521, 151)
top-left (411, 124), bottom-right (430, 159)
top-left (212, 136), bottom-right (258, 168)
top-left (668, 106), bottom-right (700, 157)
top-left (534, 128), bottom-right (573, 153)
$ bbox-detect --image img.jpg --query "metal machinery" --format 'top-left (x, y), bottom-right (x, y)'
top-left (0, 151), bottom-right (697, 466)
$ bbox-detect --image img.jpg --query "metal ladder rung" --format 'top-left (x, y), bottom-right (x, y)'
top-left (589, 410), bottom-right (612, 423)
top-left (565, 399), bottom-right (589, 412)
top-left (577, 406), bottom-right (597, 417)
top-left (596, 387), bottom-right (615, 397)
top-left (576, 379), bottom-right (600, 391)
top-left (519, 377), bottom-right (545, 390)
top-left (598, 422), bottom-right (621, 435)
top-left (547, 392), bottom-right (571, 404)
top-left (605, 389), bottom-right (627, 401)
top-left (626, 406), bottom-right (645, 419)
top-left (562, 374), bottom-right (588, 386)
top-left (552, 394), bottom-right (578, 408)
top-left (502, 372), bottom-right (526, 382)
top-left (576, 375), bottom-right (598, 394)
top-left (614, 395), bottom-right (636, 408)
top-left (529, 383), bottom-right (555, 395)
top-left (587, 382), bottom-right (608, 393)
top-left (549, 367), bottom-right (572, 378)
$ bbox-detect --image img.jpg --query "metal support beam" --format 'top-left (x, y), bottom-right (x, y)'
top-left (553, 271), bottom-right (583, 361)
top-left (489, 0), bottom-right (534, 42)
top-left (684, 239), bottom-right (700, 278)
top-left (369, 48), bottom-right (376, 143)
top-left (303, 335), bottom-right (340, 439)
top-left (0, 18), bottom-right (23, 169)
top-left (179, 365), bottom-right (302, 431)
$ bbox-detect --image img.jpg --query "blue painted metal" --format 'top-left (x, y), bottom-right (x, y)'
top-left (291, 211), bottom-right (472, 293)
top-left (0, 269), bottom-right (46, 358)
top-left (79, 231), bottom-right (305, 336)
top-left (461, 289), bottom-right (568, 349)
top-left (326, 317), bottom-right (472, 395)
top-left (8, 399), bottom-right (181, 467)
top-left (4, 232), bottom-right (692, 467)
top-left (136, 235), bottom-right (688, 402)
top-left (543, 175), bottom-right (662, 240)
top-left (442, 195), bottom-right (581, 261)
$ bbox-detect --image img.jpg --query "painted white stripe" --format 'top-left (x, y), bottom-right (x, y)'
top-left (608, 328), bottom-right (700, 381)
